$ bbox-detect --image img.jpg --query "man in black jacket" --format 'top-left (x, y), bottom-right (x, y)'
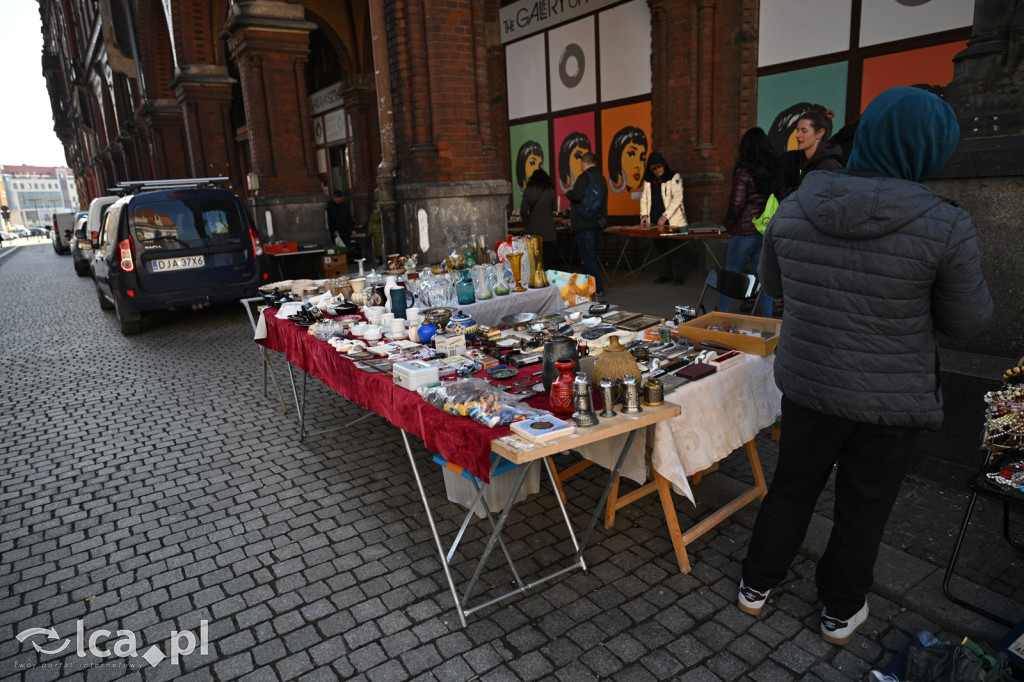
top-left (565, 152), bottom-right (608, 296)
top-left (326, 191), bottom-right (354, 247)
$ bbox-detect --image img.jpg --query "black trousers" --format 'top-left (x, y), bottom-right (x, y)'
top-left (742, 395), bottom-right (920, 619)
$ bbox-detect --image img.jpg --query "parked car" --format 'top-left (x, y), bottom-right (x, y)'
top-left (29, 226), bottom-right (49, 238)
top-left (72, 198), bottom-right (116, 277)
top-left (10, 227), bottom-right (30, 238)
top-left (52, 212), bottom-right (77, 254)
top-left (91, 179), bottom-right (268, 335)
top-left (69, 211), bottom-right (91, 276)
top-left (0, 230), bottom-right (15, 242)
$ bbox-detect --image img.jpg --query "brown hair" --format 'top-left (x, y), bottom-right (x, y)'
top-left (798, 109), bottom-right (835, 142)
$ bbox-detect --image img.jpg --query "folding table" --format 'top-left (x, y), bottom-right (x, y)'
top-left (602, 224), bottom-right (728, 281)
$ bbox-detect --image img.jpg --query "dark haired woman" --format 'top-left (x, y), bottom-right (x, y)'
top-left (782, 109), bottom-right (843, 195)
top-left (720, 128), bottom-right (781, 316)
top-left (520, 168), bottom-right (557, 244)
top-left (639, 152), bottom-right (688, 284)
top-left (558, 132), bottom-right (592, 193)
top-left (515, 141), bottom-right (544, 196)
top-left (608, 126), bottom-right (648, 194)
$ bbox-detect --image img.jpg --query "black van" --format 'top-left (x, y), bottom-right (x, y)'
top-left (90, 178), bottom-right (269, 335)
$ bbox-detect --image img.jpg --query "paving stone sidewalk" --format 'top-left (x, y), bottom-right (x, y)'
top-left (0, 244), bottom-right (1021, 682)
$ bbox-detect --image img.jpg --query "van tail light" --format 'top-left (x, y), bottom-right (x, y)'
top-left (250, 228), bottom-right (264, 257)
top-left (118, 237), bottom-right (135, 272)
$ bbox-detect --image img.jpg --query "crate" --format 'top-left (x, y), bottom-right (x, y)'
top-left (265, 241), bottom-right (298, 254)
top-left (434, 453), bottom-right (540, 519)
top-left (676, 311), bottom-right (781, 356)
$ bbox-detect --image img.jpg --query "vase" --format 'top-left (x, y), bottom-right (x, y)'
top-left (592, 336), bottom-right (641, 388)
top-left (548, 361), bottom-right (576, 418)
top-left (383, 275), bottom-right (399, 313)
top-left (471, 264), bottom-right (492, 301)
top-left (506, 252), bottom-right (526, 292)
top-left (389, 282), bottom-right (407, 319)
top-left (525, 235), bottom-right (548, 288)
top-left (417, 322), bottom-right (438, 345)
top-left (455, 269), bottom-right (476, 305)
top-left (541, 334), bottom-right (580, 392)
top-left (512, 236), bottom-right (531, 285)
top-left (446, 312), bottom-right (478, 339)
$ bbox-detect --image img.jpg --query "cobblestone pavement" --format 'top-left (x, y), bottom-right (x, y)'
top-left (1, 244), bottom-right (1021, 682)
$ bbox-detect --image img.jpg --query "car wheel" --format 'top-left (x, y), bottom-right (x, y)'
top-left (95, 280), bottom-right (114, 310)
top-left (74, 259), bottom-right (89, 277)
top-left (114, 297), bottom-right (142, 336)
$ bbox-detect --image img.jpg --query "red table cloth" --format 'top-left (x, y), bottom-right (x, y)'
top-left (256, 309), bottom-right (556, 482)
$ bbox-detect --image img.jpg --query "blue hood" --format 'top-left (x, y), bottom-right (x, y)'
top-left (847, 86), bottom-right (960, 182)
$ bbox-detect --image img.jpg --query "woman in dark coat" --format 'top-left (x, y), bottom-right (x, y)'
top-left (520, 168), bottom-right (556, 243)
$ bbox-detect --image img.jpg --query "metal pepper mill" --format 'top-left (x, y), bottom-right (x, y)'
top-left (598, 376), bottom-right (617, 418)
top-left (621, 374), bottom-right (643, 414)
top-left (572, 372), bottom-right (600, 427)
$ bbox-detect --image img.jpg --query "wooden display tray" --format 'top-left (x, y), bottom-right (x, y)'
top-left (676, 312), bottom-right (781, 356)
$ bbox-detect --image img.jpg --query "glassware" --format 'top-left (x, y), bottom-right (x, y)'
top-left (472, 265), bottom-right (492, 301)
top-left (455, 269), bottom-right (476, 305)
top-left (506, 252), bottom-right (526, 292)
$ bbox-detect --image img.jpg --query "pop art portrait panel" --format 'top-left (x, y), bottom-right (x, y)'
top-left (553, 113), bottom-right (596, 212)
top-left (509, 121), bottom-right (550, 210)
top-left (600, 102), bottom-right (651, 216)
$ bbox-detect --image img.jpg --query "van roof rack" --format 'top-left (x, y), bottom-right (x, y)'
top-left (109, 177), bottom-right (229, 195)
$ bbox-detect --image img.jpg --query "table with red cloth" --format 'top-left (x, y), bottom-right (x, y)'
top-left (255, 306), bottom-right (682, 626)
top-left (257, 307), bottom-right (550, 482)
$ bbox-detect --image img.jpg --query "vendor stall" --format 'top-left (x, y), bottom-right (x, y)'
top-left (251, 253), bottom-right (784, 622)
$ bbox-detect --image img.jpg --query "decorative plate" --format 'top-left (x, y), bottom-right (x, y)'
top-left (488, 367), bottom-right (519, 380)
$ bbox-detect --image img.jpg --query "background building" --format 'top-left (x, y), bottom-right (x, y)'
top-left (0, 165), bottom-right (77, 228)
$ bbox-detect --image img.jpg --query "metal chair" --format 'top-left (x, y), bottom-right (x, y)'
top-left (695, 268), bottom-right (763, 316)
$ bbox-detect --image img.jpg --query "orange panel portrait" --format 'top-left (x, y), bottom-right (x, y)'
top-left (600, 102), bottom-right (652, 217)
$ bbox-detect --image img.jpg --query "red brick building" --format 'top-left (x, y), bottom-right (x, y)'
top-left (38, 1), bottom-right (973, 264)
top-left (36, 0), bottom-right (762, 262)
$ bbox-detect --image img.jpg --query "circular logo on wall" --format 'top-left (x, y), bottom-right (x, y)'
top-left (559, 43), bottom-right (585, 89)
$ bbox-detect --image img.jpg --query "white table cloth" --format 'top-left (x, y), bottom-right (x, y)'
top-left (576, 354), bottom-right (782, 504)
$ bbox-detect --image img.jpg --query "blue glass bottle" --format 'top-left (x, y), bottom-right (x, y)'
top-left (455, 269), bottom-right (475, 305)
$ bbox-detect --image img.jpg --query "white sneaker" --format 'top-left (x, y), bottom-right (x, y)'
top-left (821, 601), bottom-right (869, 645)
top-left (737, 579), bottom-right (771, 616)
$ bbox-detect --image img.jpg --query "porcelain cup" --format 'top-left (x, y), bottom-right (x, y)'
top-left (362, 325), bottom-right (382, 341)
top-left (381, 312), bottom-right (395, 326)
top-left (389, 318), bottom-right (405, 334)
top-left (364, 306), bottom-right (385, 324)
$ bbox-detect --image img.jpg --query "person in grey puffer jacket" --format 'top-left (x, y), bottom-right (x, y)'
top-left (738, 87), bottom-right (993, 646)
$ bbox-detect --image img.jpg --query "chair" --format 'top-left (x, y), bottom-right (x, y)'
top-left (695, 268), bottom-right (763, 316)
top-left (942, 444), bottom-right (1024, 626)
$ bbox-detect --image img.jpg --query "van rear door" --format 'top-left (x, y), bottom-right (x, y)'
top-left (128, 190), bottom-right (258, 294)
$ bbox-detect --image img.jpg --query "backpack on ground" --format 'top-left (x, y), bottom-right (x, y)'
top-left (577, 170), bottom-right (605, 224)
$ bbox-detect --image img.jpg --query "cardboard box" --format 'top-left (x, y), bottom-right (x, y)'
top-left (433, 333), bottom-right (467, 358)
top-left (322, 253), bottom-right (348, 278)
top-left (675, 312), bottom-right (781, 356)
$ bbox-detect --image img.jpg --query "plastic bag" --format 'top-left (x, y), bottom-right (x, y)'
top-left (418, 378), bottom-right (548, 428)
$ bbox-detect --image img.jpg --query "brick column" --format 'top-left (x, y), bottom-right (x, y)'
top-left (226, 2), bottom-right (326, 243)
top-left (140, 100), bottom-right (191, 180)
top-left (171, 65), bottom-right (241, 187)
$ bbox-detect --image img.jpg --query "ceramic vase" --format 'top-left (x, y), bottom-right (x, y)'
top-left (471, 265), bottom-right (492, 301)
top-left (548, 361), bottom-right (576, 418)
top-left (541, 334), bottom-right (580, 392)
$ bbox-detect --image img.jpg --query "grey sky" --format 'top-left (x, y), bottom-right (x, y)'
top-left (0, 1), bottom-right (70, 168)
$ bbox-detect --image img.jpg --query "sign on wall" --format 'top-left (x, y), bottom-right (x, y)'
top-left (504, 0), bottom-right (652, 217)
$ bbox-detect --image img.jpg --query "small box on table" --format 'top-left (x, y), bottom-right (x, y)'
top-left (265, 241), bottom-right (298, 255)
top-left (433, 333), bottom-right (466, 358)
top-left (392, 359), bottom-right (440, 391)
top-left (675, 312), bottom-right (781, 356)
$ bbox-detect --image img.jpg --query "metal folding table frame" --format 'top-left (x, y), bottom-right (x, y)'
top-left (401, 402), bottom-right (681, 627)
